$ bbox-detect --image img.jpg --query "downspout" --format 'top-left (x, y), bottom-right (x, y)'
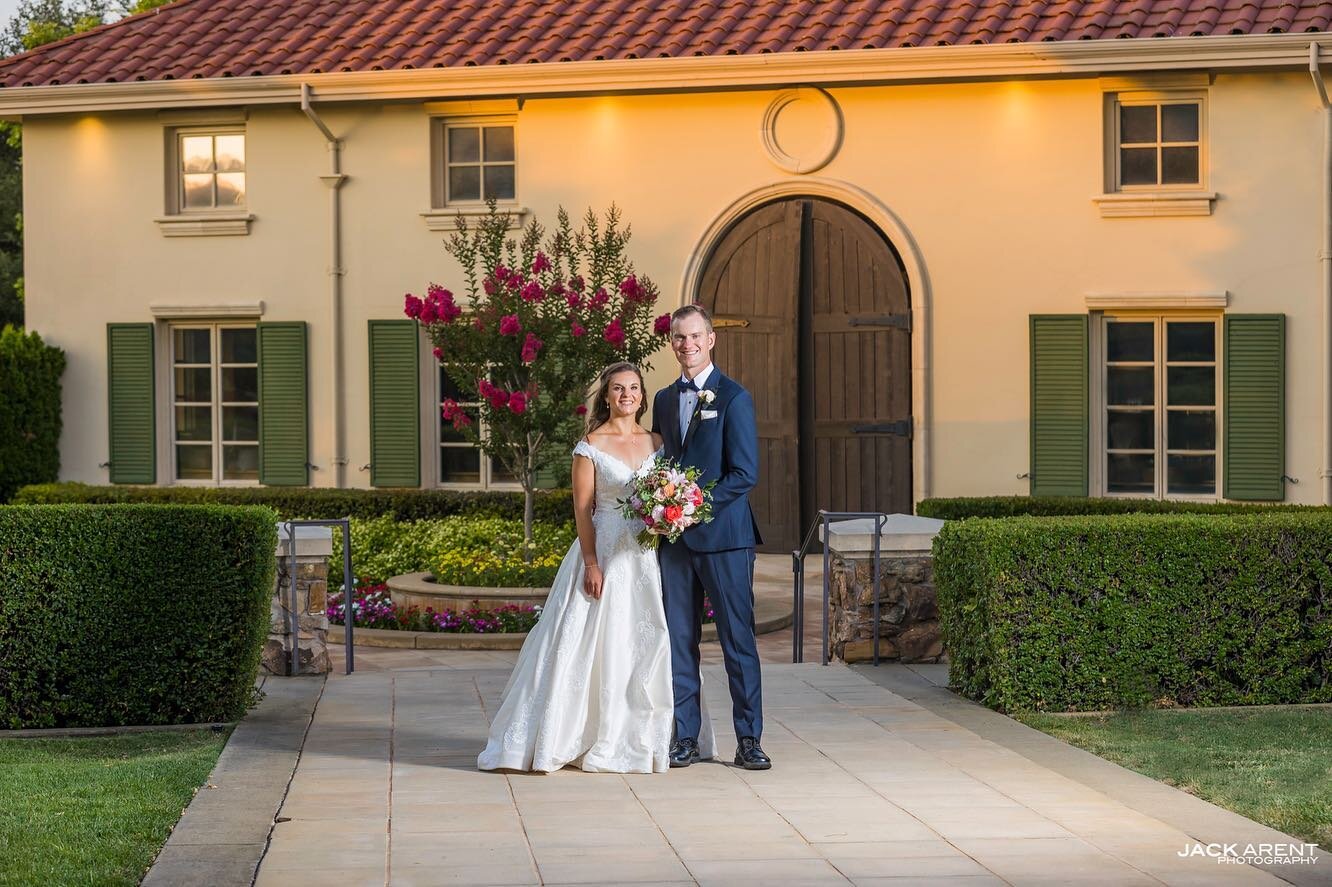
top-left (1310, 45), bottom-right (1332, 504)
top-left (301, 83), bottom-right (348, 488)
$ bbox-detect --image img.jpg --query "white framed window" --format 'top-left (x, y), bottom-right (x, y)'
top-left (429, 117), bottom-right (516, 209)
top-left (1099, 315), bottom-right (1218, 499)
top-left (437, 366), bottom-right (518, 490)
top-left (170, 128), bottom-right (246, 211)
top-left (171, 323), bottom-right (259, 484)
top-left (1113, 97), bottom-right (1203, 191)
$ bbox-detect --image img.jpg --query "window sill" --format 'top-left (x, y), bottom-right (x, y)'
top-left (421, 206), bottom-right (527, 232)
top-left (1093, 192), bottom-right (1216, 218)
top-left (155, 212), bottom-right (254, 237)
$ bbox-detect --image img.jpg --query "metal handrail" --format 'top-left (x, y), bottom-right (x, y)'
top-left (791, 510), bottom-right (890, 666)
top-left (283, 518), bottom-right (355, 676)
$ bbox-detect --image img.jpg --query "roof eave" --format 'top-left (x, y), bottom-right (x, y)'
top-left (1, 32), bottom-right (1328, 117)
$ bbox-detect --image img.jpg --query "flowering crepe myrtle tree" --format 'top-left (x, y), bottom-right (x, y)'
top-left (405, 202), bottom-right (673, 557)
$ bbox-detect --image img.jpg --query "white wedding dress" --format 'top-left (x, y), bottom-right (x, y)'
top-left (477, 441), bottom-right (715, 773)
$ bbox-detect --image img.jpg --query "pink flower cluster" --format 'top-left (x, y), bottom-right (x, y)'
top-left (404, 284), bottom-right (462, 325)
top-left (440, 398), bottom-right (472, 429)
top-left (477, 378), bottom-right (529, 415)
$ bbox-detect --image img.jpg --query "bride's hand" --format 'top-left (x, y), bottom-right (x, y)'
top-left (583, 563), bottom-right (603, 600)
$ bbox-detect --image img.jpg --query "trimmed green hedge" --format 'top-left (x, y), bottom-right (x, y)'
top-left (0, 326), bottom-right (65, 502)
top-left (12, 482), bottom-right (573, 524)
top-left (0, 504), bottom-right (277, 728)
top-left (934, 513), bottom-right (1332, 712)
top-left (917, 495), bottom-right (1315, 520)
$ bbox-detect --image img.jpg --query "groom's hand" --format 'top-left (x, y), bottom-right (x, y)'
top-left (583, 564), bottom-right (604, 600)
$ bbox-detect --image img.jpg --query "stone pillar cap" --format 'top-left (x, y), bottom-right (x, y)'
top-left (276, 522), bottom-right (334, 558)
top-left (819, 513), bottom-right (944, 554)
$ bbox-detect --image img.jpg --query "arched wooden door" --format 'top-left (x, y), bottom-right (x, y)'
top-left (698, 198), bottom-right (912, 552)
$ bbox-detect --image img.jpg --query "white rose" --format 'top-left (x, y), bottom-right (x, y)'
top-left (682, 502), bottom-right (696, 516)
top-left (700, 390), bottom-right (716, 404)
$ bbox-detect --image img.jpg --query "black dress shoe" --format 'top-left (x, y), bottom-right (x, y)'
top-left (734, 736), bottom-right (772, 770)
top-left (668, 737), bottom-right (700, 768)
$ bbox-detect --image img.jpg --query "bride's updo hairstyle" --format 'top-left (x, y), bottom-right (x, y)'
top-left (586, 361), bottom-right (648, 434)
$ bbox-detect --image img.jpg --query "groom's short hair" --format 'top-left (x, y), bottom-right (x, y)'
top-left (671, 303), bottom-right (713, 332)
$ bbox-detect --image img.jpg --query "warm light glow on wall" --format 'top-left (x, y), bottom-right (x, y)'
top-left (71, 115), bottom-right (111, 179)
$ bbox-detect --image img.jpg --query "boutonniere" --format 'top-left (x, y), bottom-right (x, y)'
top-left (699, 389), bottom-right (716, 405)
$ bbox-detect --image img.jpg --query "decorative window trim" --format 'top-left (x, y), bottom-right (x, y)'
top-left (1084, 291), bottom-right (1228, 310)
top-left (1099, 84), bottom-right (1211, 218)
top-left (161, 123), bottom-right (251, 236)
top-left (426, 112), bottom-right (519, 228)
top-left (150, 301), bottom-right (265, 318)
top-left (1089, 311), bottom-right (1223, 501)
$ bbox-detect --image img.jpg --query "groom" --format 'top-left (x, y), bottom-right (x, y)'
top-left (652, 304), bottom-right (771, 771)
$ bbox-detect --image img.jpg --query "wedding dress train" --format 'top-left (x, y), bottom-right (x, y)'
top-left (478, 440), bottom-right (715, 773)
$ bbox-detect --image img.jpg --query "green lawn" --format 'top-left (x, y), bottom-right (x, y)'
top-left (1018, 707), bottom-right (1332, 848)
top-left (0, 729), bottom-right (230, 887)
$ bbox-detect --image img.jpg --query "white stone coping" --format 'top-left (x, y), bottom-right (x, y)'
top-left (275, 523), bottom-right (333, 558)
top-left (819, 513), bottom-right (944, 555)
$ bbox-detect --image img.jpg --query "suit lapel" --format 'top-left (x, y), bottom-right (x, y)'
top-left (681, 370), bottom-right (722, 454)
top-left (664, 385), bottom-right (682, 456)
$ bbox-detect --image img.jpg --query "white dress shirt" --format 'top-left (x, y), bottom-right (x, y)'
top-left (678, 363), bottom-right (714, 444)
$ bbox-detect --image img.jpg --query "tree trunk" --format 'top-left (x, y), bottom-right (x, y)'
top-left (523, 482), bottom-right (535, 563)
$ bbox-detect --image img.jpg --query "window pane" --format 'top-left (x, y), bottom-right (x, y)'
top-left (1108, 453), bottom-right (1154, 494)
top-left (1107, 322), bottom-right (1154, 362)
top-left (214, 135), bottom-right (245, 172)
top-left (448, 165), bottom-right (481, 201)
top-left (183, 173), bottom-right (214, 209)
top-left (1120, 147), bottom-right (1157, 186)
top-left (181, 135), bottom-right (214, 173)
top-left (448, 127), bottom-right (480, 163)
top-left (1167, 366), bottom-right (1215, 406)
top-left (215, 172), bottom-right (246, 206)
top-left (1161, 146), bottom-right (1199, 185)
top-left (174, 367), bottom-right (212, 403)
top-left (441, 447), bottom-right (481, 483)
top-left (440, 368), bottom-right (470, 401)
top-left (221, 328), bottom-right (257, 364)
top-left (491, 459), bottom-right (517, 483)
top-left (1108, 366), bottom-right (1154, 406)
top-left (1107, 410), bottom-right (1153, 451)
top-left (1120, 105), bottom-right (1157, 143)
top-left (1161, 104), bottom-right (1199, 142)
top-left (221, 366), bottom-right (258, 402)
top-left (1168, 410), bottom-right (1216, 451)
top-left (176, 444), bottom-right (212, 480)
top-left (483, 126), bottom-right (515, 162)
top-left (441, 406), bottom-right (478, 443)
top-left (174, 405), bottom-right (212, 442)
top-left (1166, 322), bottom-right (1215, 362)
top-left (222, 444), bottom-right (259, 481)
top-left (222, 405), bottom-right (259, 441)
top-left (483, 165), bottom-right (515, 201)
top-left (1167, 454), bottom-right (1215, 495)
top-left (173, 328), bottom-right (210, 364)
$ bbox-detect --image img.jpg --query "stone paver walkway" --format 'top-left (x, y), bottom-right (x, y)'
top-left (253, 661), bottom-right (1317, 886)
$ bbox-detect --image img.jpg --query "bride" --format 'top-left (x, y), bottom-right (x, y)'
top-left (478, 361), bottom-right (714, 773)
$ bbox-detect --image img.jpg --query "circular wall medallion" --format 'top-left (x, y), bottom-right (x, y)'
top-left (761, 87), bottom-right (843, 175)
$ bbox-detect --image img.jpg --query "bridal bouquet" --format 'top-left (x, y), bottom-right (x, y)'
top-left (618, 455), bottom-right (715, 548)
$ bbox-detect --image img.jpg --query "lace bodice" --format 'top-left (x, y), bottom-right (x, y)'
top-left (573, 440), bottom-right (662, 515)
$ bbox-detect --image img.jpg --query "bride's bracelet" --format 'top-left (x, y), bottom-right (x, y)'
top-left (583, 561), bottom-right (600, 569)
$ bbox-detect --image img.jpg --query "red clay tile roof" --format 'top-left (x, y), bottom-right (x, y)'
top-left (3, 0), bottom-right (1331, 89)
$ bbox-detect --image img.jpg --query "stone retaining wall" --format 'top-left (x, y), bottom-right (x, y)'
top-left (262, 525), bottom-right (331, 676)
top-left (830, 552), bottom-right (942, 663)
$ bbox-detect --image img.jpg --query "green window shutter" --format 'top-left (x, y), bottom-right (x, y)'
top-left (1224, 314), bottom-right (1285, 501)
top-left (106, 323), bottom-right (155, 484)
top-left (258, 322), bottom-right (309, 486)
top-left (368, 320), bottom-right (420, 487)
top-left (1030, 315), bottom-right (1089, 496)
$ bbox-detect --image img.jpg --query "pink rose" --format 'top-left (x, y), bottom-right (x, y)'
top-left (653, 313), bottom-right (671, 336)
top-left (403, 294), bottom-right (423, 319)
top-left (499, 314), bottom-right (521, 336)
top-left (508, 392), bottom-right (527, 414)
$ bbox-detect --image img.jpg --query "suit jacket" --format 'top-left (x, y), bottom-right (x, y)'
top-left (651, 369), bottom-right (763, 552)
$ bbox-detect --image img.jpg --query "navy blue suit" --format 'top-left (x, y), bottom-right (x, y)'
top-left (652, 369), bottom-right (764, 742)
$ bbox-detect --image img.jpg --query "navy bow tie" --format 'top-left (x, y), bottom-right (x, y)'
top-left (676, 378), bottom-right (700, 393)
